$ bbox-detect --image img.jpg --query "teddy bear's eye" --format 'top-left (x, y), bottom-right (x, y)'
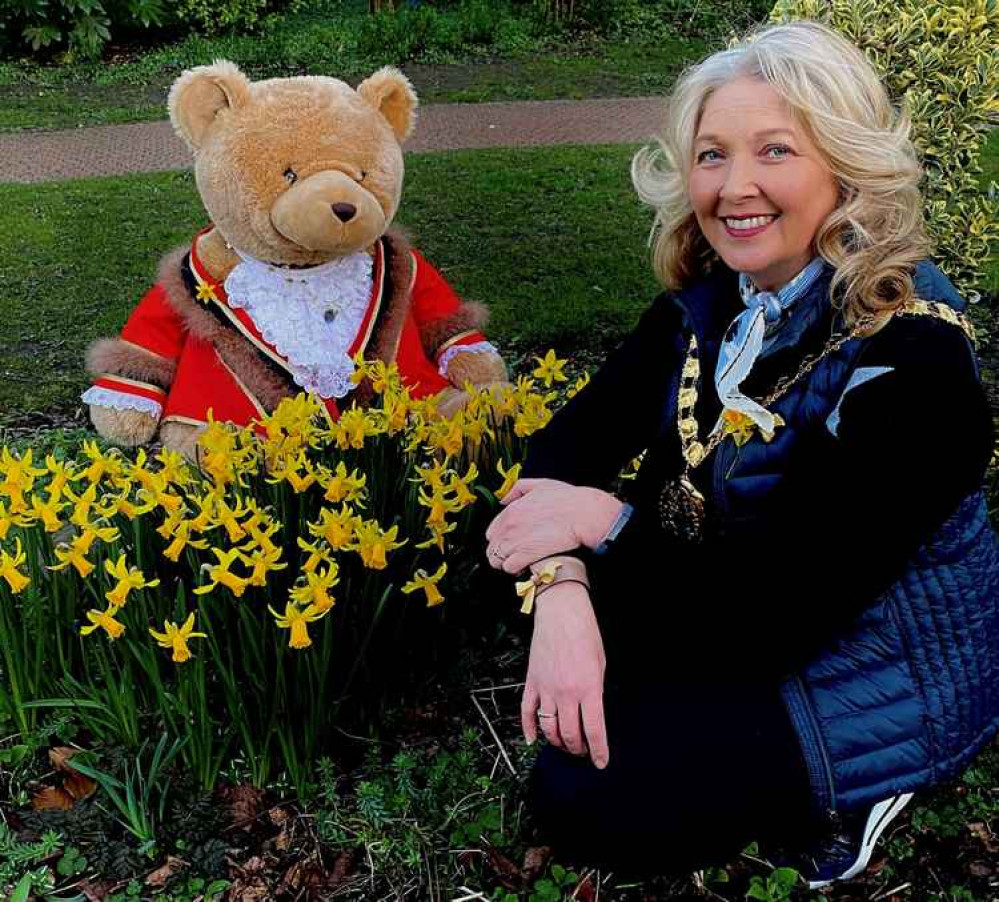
top-left (359, 170), bottom-right (367, 182)
top-left (283, 167), bottom-right (298, 185)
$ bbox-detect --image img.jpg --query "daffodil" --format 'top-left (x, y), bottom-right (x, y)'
top-left (418, 488), bottom-right (463, 530)
top-left (296, 537), bottom-right (332, 573)
top-left (241, 544), bottom-right (288, 587)
top-left (415, 520), bottom-right (457, 553)
top-left (496, 461), bottom-right (522, 500)
top-left (50, 534), bottom-right (98, 578)
top-left (321, 462), bottom-right (367, 505)
top-left (0, 538), bottom-right (30, 593)
top-left (351, 520), bottom-right (406, 570)
top-left (104, 554), bottom-right (160, 608)
top-left (334, 409), bottom-right (373, 450)
top-left (289, 564), bottom-right (339, 613)
top-left (80, 606), bottom-right (126, 640)
top-left (79, 441), bottom-right (125, 485)
top-left (532, 350), bottom-right (568, 387)
top-left (162, 519), bottom-right (209, 563)
top-left (0, 447), bottom-right (45, 512)
top-left (0, 499), bottom-right (32, 541)
top-left (149, 612), bottom-right (207, 663)
top-left (65, 482), bottom-right (99, 528)
top-left (309, 505), bottom-right (360, 551)
top-left (566, 371), bottom-right (591, 399)
top-left (29, 493), bottom-right (65, 533)
top-left (402, 562), bottom-right (447, 607)
top-left (194, 548), bottom-right (251, 598)
top-left (268, 601), bottom-right (326, 650)
top-left (44, 455), bottom-right (78, 502)
top-left (445, 464), bottom-right (478, 507)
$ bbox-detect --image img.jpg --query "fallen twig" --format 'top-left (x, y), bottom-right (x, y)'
top-left (470, 692), bottom-right (517, 776)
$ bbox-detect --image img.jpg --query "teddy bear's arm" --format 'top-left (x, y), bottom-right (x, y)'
top-left (82, 283), bottom-right (185, 446)
top-left (408, 250), bottom-right (508, 390)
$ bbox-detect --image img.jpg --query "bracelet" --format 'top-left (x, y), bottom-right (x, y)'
top-left (515, 556), bottom-right (590, 615)
top-left (594, 502), bottom-right (634, 555)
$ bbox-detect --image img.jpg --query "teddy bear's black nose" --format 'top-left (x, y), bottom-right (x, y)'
top-left (331, 203), bottom-right (357, 223)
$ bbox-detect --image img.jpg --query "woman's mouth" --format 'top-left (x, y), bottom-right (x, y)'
top-left (722, 214), bottom-right (779, 238)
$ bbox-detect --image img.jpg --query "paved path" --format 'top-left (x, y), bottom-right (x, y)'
top-left (1, 96), bottom-right (665, 184)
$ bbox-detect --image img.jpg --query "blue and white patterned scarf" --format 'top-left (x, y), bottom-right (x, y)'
top-left (713, 257), bottom-right (826, 435)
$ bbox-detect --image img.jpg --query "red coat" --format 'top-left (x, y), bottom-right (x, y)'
top-left (84, 229), bottom-right (492, 433)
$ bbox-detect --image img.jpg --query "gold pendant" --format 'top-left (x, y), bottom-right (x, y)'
top-left (659, 474), bottom-right (706, 543)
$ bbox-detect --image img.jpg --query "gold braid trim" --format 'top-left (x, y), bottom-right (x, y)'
top-left (898, 299), bottom-right (977, 348)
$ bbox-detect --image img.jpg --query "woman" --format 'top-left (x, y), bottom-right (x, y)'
top-left (484, 20), bottom-right (998, 887)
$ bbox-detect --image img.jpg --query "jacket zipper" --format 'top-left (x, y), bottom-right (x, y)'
top-left (786, 675), bottom-right (838, 814)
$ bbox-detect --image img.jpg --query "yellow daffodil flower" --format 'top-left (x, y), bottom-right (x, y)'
top-left (0, 447), bottom-right (45, 512)
top-left (296, 537), bottom-right (332, 573)
top-left (532, 350), bottom-right (569, 387)
top-left (566, 371), bottom-right (591, 399)
top-left (321, 462), bottom-right (367, 505)
top-left (50, 535), bottom-right (97, 578)
top-left (289, 564), bottom-right (339, 613)
top-left (445, 464), bottom-right (478, 507)
top-left (402, 562), bottom-right (447, 607)
top-left (415, 520), bottom-right (457, 553)
top-left (0, 538), bottom-right (30, 593)
top-left (104, 554), bottom-right (160, 609)
top-left (496, 461), bottom-right (522, 500)
top-left (149, 612), bottom-right (207, 663)
top-left (194, 548), bottom-right (251, 598)
top-left (351, 520), bottom-right (406, 570)
top-left (0, 499), bottom-right (33, 541)
top-left (240, 544), bottom-right (288, 587)
top-left (65, 482), bottom-right (98, 528)
top-left (29, 493), bottom-right (65, 533)
top-left (268, 601), bottom-right (325, 650)
top-left (334, 409), bottom-right (373, 450)
top-left (162, 520), bottom-right (209, 563)
top-left (44, 455), bottom-right (78, 502)
top-left (309, 505), bottom-right (360, 552)
top-left (418, 488), bottom-right (463, 530)
top-left (80, 606), bottom-right (126, 640)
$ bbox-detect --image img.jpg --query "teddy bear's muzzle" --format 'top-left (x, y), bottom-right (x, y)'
top-left (270, 169), bottom-right (387, 256)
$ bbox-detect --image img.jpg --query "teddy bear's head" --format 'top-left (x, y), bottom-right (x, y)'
top-left (168, 61), bottom-right (417, 266)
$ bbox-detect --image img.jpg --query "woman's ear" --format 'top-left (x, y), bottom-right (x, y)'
top-left (169, 60), bottom-right (251, 152)
top-left (357, 67), bottom-right (419, 143)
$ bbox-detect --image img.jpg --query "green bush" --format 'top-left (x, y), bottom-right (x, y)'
top-left (769, 0), bottom-right (999, 302)
top-left (168, 0), bottom-right (306, 37)
top-left (0, 0), bottom-right (167, 60)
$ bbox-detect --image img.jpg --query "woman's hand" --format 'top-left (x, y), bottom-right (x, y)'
top-left (522, 582), bottom-right (609, 769)
top-left (485, 478), bottom-right (624, 573)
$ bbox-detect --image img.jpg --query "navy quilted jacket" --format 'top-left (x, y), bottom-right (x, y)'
top-left (523, 260), bottom-right (998, 813)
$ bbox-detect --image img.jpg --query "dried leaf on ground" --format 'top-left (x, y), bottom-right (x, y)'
top-left (145, 855), bottom-right (189, 887)
top-left (221, 784), bottom-right (267, 828)
top-left (484, 845), bottom-right (523, 891)
top-left (522, 845), bottom-right (551, 882)
top-left (326, 849), bottom-right (358, 889)
top-left (32, 785), bottom-right (74, 810)
top-left (572, 871), bottom-right (597, 902)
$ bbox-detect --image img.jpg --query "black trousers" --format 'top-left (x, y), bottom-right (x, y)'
top-left (528, 565), bottom-right (825, 878)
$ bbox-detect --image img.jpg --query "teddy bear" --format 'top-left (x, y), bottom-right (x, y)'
top-left (82, 60), bottom-right (508, 460)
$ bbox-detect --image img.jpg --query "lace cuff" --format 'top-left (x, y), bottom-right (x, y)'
top-left (82, 386), bottom-right (163, 419)
top-left (437, 340), bottom-right (499, 378)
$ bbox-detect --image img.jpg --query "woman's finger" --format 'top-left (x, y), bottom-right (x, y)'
top-left (521, 683), bottom-right (540, 745)
top-left (500, 478), bottom-right (545, 506)
top-left (536, 695), bottom-right (563, 748)
top-left (581, 693), bottom-right (610, 769)
top-left (556, 696), bottom-right (587, 756)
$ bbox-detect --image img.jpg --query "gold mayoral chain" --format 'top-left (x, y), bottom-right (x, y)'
top-left (658, 298), bottom-right (977, 543)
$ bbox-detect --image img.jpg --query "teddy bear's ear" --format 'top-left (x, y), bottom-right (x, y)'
top-left (357, 67), bottom-right (418, 143)
top-left (168, 60), bottom-right (251, 151)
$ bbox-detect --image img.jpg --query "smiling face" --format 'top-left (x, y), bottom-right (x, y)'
top-left (688, 76), bottom-right (840, 291)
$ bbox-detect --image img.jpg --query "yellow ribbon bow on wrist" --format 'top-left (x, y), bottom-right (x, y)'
top-left (515, 561), bottom-right (563, 615)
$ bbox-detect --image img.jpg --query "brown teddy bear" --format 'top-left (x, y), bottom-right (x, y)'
top-left (82, 61), bottom-right (508, 459)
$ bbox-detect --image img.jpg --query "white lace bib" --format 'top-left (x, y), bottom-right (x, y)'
top-left (223, 250), bottom-right (375, 399)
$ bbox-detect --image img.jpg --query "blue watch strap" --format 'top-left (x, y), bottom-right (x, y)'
top-left (594, 502), bottom-right (634, 555)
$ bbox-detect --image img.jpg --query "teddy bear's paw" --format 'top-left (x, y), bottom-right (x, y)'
top-left (435, 387), bottom-right (473, 420)
top-left (89, 405), bottom-right (159, 447)
top-left (444, 349), bottom-right (508, 390)
top-left (159, 421), bottom-right (205, 464)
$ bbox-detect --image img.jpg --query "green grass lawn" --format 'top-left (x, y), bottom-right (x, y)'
top-left (1, 135), bottom-right (995, 422)
top-left (0, 144), bottom-right (657, 419)
top-left (0, 37), bottom-right (708, 132)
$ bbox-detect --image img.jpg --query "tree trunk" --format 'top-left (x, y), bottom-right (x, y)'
top-left (369, 0), bottom-right (396, 12)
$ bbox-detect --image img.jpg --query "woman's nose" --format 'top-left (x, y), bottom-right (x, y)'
top-left (718, 158), bottom-right (761, 201)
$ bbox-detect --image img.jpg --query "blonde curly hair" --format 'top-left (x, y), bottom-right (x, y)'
top-left (631, 20), bottom-right (931, 325)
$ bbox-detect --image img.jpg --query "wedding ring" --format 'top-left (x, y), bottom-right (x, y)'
top-left (537, 710), bottom-right (556, 719)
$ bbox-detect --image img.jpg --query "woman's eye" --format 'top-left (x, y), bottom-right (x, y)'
top-left (283, 167), bottom-right (298, 184)
top-left (696, 149), bottom-right (722, 164)
top-left (764, 145), bottom-right (791, 159)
